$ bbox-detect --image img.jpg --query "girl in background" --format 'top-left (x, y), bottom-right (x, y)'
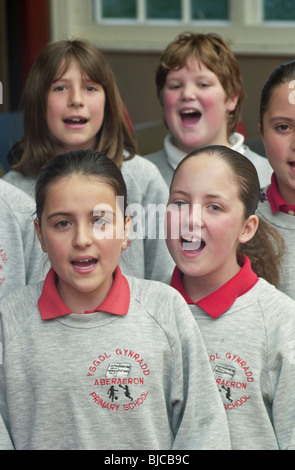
top-left (0, 179), bottom-right (46, 299)
top-left (3, 39), bottom-right (174, 283)
top-left (145, 32), bottom-right (272, 188)
top-left (166, 144), bottom-right (295, 450)
top-left (257, 59), bottom-right (295, 300)
top-left (0, 149), bottom-right (230, 450)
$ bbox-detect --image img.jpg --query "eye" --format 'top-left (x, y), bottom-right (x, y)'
top-left (208, 204), bottom-right (222, 212)
top-left (93, 216), bottom-right (112, 232)
top-left (52, 84), bottom-right (66, 92)
top-left (276, 124), bottom-right (291, 132)
top-left (94, 217), bottom-right (107, 225)
top-left (167, 201), bottom-right (190, 213)
top-left (85, 85), bottom-right (98, 91)
top-left (55, 219), bottom-right (71, 229)
top-left (167, 82), bottom-right (182, 90)
top-left (175, 201), bottom-right (189, 208)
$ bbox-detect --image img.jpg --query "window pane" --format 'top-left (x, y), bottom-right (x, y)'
top-left (191, 0), bottom-right (229, 20)
top-left (146, 0), bottom-right (181, 20)
top-left (102, 0), bottom-right (136, 19)
top-left (264, 0), bottom-right (295, 21)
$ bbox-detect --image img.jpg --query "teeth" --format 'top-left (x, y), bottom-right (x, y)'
top-left (72, 258), bottom-right (96, 264)
top-left (66, 117), bottom-right (87, 123)
top-left (181, 109), bottom-right (197, 114)
top-left (182, 236), bottom-right (200, 242)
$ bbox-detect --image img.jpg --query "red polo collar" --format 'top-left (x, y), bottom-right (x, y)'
top-left (266, 172), bottom-right (295, 215)
top-left (170, 256), bottom-right (258, 318)
top-left (38, 266), bottom-right (130, 320)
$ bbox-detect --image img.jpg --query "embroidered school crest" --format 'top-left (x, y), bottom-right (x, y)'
top-left (87, 348), bottom-right (150, 412)
top-left (209, 351), bottom-right (253, 411)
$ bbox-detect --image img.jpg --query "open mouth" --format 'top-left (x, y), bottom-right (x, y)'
top-left (288, 161), bottom-right (295, 169)
top-left (181, 236), bottom-right (206, 252)
top-left (71, 258), bottom-right (98, 269)
top-left (63, 117), bottom-right (88, 125)
top-left (180, 109), bottom-right (202, 125)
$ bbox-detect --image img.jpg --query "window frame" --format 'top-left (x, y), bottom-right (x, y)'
top-left (49, 0), bottom-right (295, 54)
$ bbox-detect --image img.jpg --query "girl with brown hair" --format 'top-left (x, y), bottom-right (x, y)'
top-left (166, 144), bottom-right (295, 450)
top-left (3, 39), bottom-right (174, 283)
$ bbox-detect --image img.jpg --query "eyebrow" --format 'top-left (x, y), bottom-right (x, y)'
top-left (52, 76), bottom-right (98, 84)
top-left (269, 116), bottom-right (295, 123)
top-left (47, 209), bottom-right (115, 220)
top-left (170, 189), bottom-right (230, 201)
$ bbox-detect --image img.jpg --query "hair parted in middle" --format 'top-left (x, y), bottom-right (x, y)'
top-left (9, 39), bottom-right (137, 175)
top-left (35, 149), bottom-right (128, 226)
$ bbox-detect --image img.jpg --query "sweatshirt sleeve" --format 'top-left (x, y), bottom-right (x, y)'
top-left (168, 292), bottom-right (231, 450)
top-left (264, 290), bottom-right (295, 449)
top-left (0, 315), bottom-right (14, 450)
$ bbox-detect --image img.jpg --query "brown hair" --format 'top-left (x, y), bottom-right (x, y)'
top-left (9, 39), bottom-right (137, 176)
top-left (35, 149), bottom-right (128, 226)
top-left (260, 59), bottom-right (295, 133)
top-left (156, 32), bottom-right (244, 138)
top-left (172, 145), bottom-right (284, 288)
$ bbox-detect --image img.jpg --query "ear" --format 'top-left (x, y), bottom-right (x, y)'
top-left (122, 216), bottom-right (132, 251)
top-left (226, 92), bottom-right (239, 113)
top-left (238, 215), bottom-right (259, 244)
top-left (34, 219), bottom-right (48, 253)
top-left (257, 122), bottom-right (264, 142)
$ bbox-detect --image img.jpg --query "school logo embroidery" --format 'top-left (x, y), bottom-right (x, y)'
top-left (87, 349), bottom-right (150, 412)
top-left (209, 351), bottom-right (254, 411)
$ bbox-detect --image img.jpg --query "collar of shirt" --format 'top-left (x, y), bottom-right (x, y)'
top-left (38, 266), bottom-right (130, 320)
top-left (170, 255), bottom-right (258, 318)
top-left (266, 172), bottom-right (295, 215)
top-left (165, 132), bottom-right (245, 171)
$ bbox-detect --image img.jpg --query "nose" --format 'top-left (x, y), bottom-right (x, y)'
top-left (188, 204), bottom-right (203, 231)
top-left (68, 85), bottom-right (84, 108)
top-left (179, 203), bottom-right (203, 235)
top-left (181, 82), bottom-right (198, 101)
top-left (73, 223), bottom-right (93, 248)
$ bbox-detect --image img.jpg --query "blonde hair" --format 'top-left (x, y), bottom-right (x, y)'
top-left (156, 32), bottom-right (244, 138)
top-left (9, 39), bottom-right (137, 175)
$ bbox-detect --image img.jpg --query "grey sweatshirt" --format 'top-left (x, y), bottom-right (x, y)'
top-left (3, 155), bottom-right (174, 284)
top-left (257, 196), bottom-right (295, 301)
top-left (0, 179), bottom-right (46, 299)
top-left (144, 133), bottom-right (273, 189)
top-left (0, 271), bottom-right (230, 450)
top-left (186, 278), bottom-right (295, 450)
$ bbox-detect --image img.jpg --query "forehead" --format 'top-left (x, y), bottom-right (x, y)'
top-left (172, 154), bottom-right (237, 194)
top-left (267, 81), bottom-right (294, 110)
top-left (54, 58), bottom-right (87, 79)
top-left (44, 174), bottom-right (117, 205)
